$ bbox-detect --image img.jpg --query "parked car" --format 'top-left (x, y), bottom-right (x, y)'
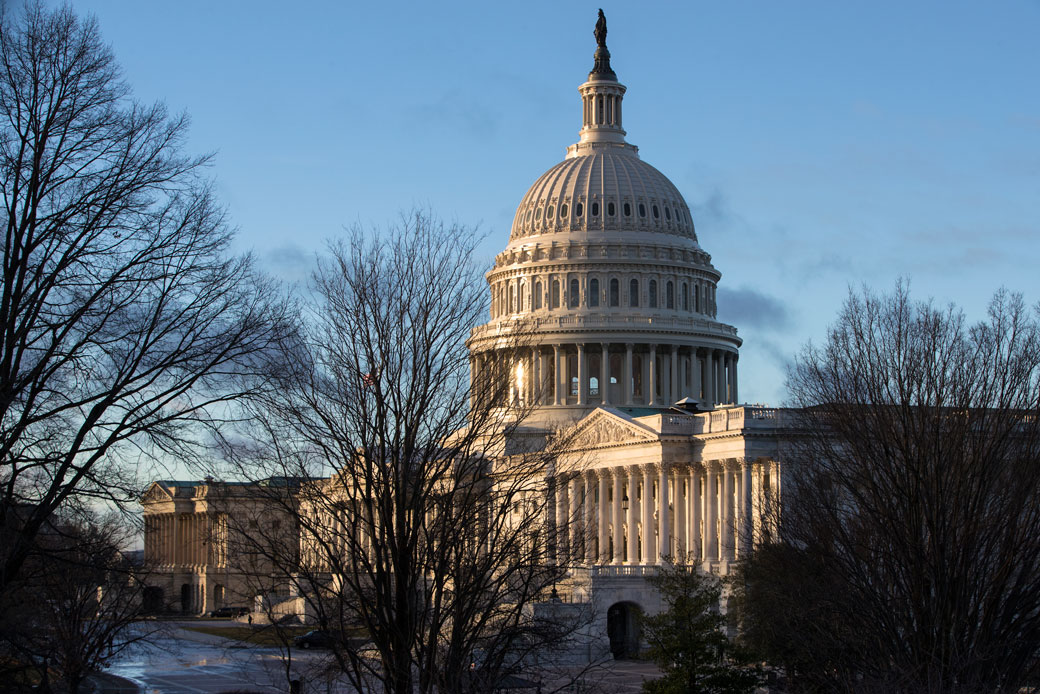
top-left (209, 606), bottom-right (249, 618)
top-left (293, 630), bottom-right (340, 649)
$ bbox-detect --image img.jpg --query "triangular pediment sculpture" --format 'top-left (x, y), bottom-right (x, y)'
top-left (141, 482), bottom-right (173, 503)
top-left (566, 407), bottom-right (660, 449)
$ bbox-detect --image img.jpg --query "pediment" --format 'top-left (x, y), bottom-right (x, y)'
top-left (141, 482), bottom-right (172, 503)
top-left (566, 408), bottom-right (659, 450)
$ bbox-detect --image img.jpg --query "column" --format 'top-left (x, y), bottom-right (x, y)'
top-left (584, 473), bottom-right (597, 564)
top-left (741, 460), bottom-right (753, 558)
top-left (648, 345), bottom-right (658, 406)
top-left (658, 465), bottom-right (671, 562)
top-left (601, 343), bottom-right (610, 405)
top-left (612, 471), bottom-right (624, 564)
top-left (553, 345), bottom-right (562, 405)
top-left (705, 464), bottom-right (718, 562)
top-left (701, 350), bottom-right (713, 404)
top-left (556, 476), bottom-right (569, 565)
top-left (689, 466), bottom-right (701, 559)
top-left (715, 352), bottom-right (724, 405)
top-left (642, 465), bottom-right (656, 565)
top-left (597, 472), bottom-right (610, 563)
top-left (731, 355), bottom-right (739, 404)
top-left (670, 345), bottom-right (679, 406)
top-left (722, 462), bottom-right (734, 560)
top-left (577, 344), bottom-right (587, 406)
top-left (693, 350), bottom-right (703, 402)
top-left (674, 465), bottom-right (687, 558)
top-left (624, 343), bottom-right (634, 405)
top-left (626, 466), bottom-right (640, 564)
top-left (569, 475), bottom-right (582, 562)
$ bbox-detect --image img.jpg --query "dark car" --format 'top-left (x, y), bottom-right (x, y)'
top-left (293, 630), bottom-right (340, 649)
top-left (209, 606), bottom-right (249, 618)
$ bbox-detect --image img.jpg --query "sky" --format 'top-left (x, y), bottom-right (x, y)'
top-left (44, 0), bottom-right (1040, 406)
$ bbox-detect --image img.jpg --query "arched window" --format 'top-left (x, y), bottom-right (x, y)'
top-left (546, 205), bottom-right (555, 219)
top-left (534, 280), bottom-right (543, 309)
top-left (508, 284), bottom-right (515, 314)
top-left (560, 203), bottom-right (568, 218)
top-left (629, 279), bottom-right (639, 307)
top-left (551, 279), bottom-right (560, 309)
top-left (649, 280), bottom-right (658, 309)
top-left (607, 202), bottom-right (615, 216)
top-left (682, 282), bottom-right (688, 311)
top-left (591, 201), bottom-right (600, 217)
top-left (519, 281), bottom-right (527, 312)
top-left (623, 202), bottom-right (632, 217)
top-left (652, 205), bottom-right (660, 219)
top-left (665, 207), bottom-right (671, 221)
top-left (695, 283), bottom-right (701, 313)
top-left (638, 203), bottom-right (646, 218)
top-left (589, 278), bottom-right (600, 307)
top-left (610, 278), bottom-right (620, 307)
top-left (575, 202), bottom-right (584, 217)
top-left (568, 278), bottom-right (580, 308)
top-left (666, 280), bottom-right (674, 309)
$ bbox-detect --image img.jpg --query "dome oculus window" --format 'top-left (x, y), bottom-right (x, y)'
top-left (560, 204), bottom-right (568, 218)
top-left (638, 203), bottom-right (646, 218)
top-left (591, 201), bottom-right (600, 216)
top-left (607, 202), bottom-right (615, 216)
top-left (665, 207), bottom-right (671, 221)
top-left (623, 202), bottom-right (632, 217)
top-left (575, 202), bottom-right (584, 217)
top-left (652, 205), bottom-right (659, 219)
top-left (547, 205), bottom-right (554, 219)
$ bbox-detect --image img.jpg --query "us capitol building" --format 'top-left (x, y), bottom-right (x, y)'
top-left (141, 13), bottom-right (786, 659)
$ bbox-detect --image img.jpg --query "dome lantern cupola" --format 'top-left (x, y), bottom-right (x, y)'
top-left (572, 10), bottom-right (628, 154)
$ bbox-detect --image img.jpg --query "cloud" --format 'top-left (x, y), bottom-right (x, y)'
top-left (717, 286), bottom-right (794, 333)
top-left (264, 243), bottom-right (312, 282)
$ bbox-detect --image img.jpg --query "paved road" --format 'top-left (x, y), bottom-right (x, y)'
top-left (100, 622), bottom-right (661, 694)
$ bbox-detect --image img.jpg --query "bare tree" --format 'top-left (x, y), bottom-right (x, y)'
top-left (740, 283), bottom-right (1040, 693)
top-left (0, 2), bottom-right (290, 599)
top-left (0, 509), bottom-right (163, 694)
top-left (221, 212), bottom-right (589, 694)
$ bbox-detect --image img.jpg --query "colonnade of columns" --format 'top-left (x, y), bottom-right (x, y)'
top-left (553, 460), bottom-right (775, 567)
top-left (145, 513), bottom-right (220, 567)
top-left (471, 343), bottom-right (738, 408)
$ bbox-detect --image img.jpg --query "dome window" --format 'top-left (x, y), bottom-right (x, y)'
top-left (649, 280), bottom-right (658, 309)
top-left (589, 278), bottom-right (600, 307)
top-left (638, 203), bottom-right (646, 218)
top-left (666, 281), bottom-right (674, 309)
top-left (629, 279), bottom-right (639, 307)
top-left (591, 202), bottom-right (600, 216)
top-left (665, 207), bottom-right (671, 221)
top-left (682, 282), bottom-right (689, 311)
top-left (607, 202), bottom-right (616, 216)
top-left (560, 204), bottom-right (568, 218)
top-left (526, 210), bottom-right (532, 223)
top-left (534, 281), bottom-right (543, 310)
top-left (568, 279), bottom-right (580, 308)
top-left (652, 205), bottom-right (660, 219)
top-left (575, 202), bottom-right (584, 217)
top-left (623, 202), bottom-right (631, 217)
top-left (551, 280), bottom-right (561, 309)
top-left (547, 205), bottom-right (555, 219)
top-left (610, 278), bottom-right (620, 307)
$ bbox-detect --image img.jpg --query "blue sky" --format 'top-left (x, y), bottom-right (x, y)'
top-left (52, 0), bottom-right (1040, 405)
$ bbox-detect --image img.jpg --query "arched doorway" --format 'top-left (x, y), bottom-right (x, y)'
top-left (180, 583), bottom-right (192, 613)
top-left (607, 601), bottom-right (642, 659)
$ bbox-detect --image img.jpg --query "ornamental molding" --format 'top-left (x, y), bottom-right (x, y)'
top-left (142, 482), bottom-right (173, 503)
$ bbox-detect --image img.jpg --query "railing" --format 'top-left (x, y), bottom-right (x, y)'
top-left (469, 314), bottom-right (739, 340)
top-left (690, 406), bottom-right (790, 434)
top-left (590, 565), bottom-right (661, 578)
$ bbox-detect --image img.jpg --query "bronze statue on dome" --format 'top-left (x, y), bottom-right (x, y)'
top-left (594, 9), bottom-right (608, 48)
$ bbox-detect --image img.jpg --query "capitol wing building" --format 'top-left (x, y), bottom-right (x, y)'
top-left (141, 15), bottom-right (786, 659)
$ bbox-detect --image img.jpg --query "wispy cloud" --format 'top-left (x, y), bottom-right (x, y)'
top-left (718, 286), bottom-right (794, 333)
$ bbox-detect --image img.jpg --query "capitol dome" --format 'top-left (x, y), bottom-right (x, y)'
top-left (468, 12), bottom-right (741, 423)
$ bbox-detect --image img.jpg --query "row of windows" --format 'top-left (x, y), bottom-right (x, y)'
top-left (492, 276), bottom-right (717, 317)
top-left (521, 199), bottom-right (690, 226)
